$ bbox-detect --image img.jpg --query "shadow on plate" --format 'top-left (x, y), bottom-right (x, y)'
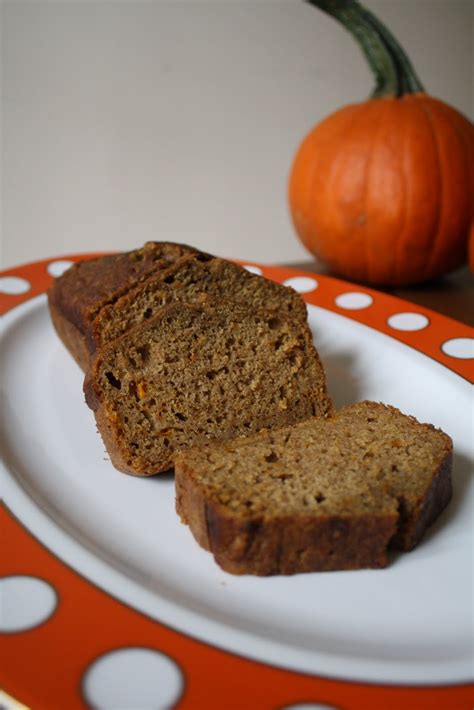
top-left (422, 449), bottom-right (472, 542)
top-left (320, 348), bottom-right (363, 409)
top-left (143, 468), bottom-right (175, 484)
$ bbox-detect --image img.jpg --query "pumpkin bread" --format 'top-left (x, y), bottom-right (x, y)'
top-left (87, 252), bottom-right (308, 355)
top-left (84, 299), bottom-right (332, 476)
top-left (47, 241), bottom-right (199, 369)
top-left (175, 402), bottom-right (452, 575)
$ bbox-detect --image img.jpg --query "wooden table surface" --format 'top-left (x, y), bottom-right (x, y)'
top-left (284, 261), bottom-right (474, 327)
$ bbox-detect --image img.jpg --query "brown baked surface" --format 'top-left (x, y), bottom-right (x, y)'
top-left (84, 299), bottom-right (332, 476)
top-left (88, 253), bottom-right (308, 354)
top-left (47, 242), bottom-right (199, 368)
top-left (175, 402), bottom-right (452, 575)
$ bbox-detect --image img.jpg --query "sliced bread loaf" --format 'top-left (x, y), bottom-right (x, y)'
top-left (84, 299), bottom-right (332, 476)
top-left (175, 402), bottom-right (452, 575)
top-left (87, 253), bottom-right (308, 355)
top-left (47, 241), bottom-right (199, 369)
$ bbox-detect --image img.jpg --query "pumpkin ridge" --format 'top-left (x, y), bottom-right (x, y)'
top-left (324, 103), bottom-right (374, 274)
top-left (392, 100), bottom-right (410, 286)
top-left (364, 99), bottom-right (392, 284)
top-left (292, 103), bottom-right (365, 267)
top-left (425, 99), bottom-right (472, 274)
top-left (305, 112), bottom-right (359, 261)
top-left (303, 131), bottom-right (322, 261)
top-left (416, 98), bottom-right (444, 277)
top-left (432, 99), bottom-right (474, 213)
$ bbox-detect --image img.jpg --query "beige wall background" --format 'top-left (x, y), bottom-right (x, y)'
top-left (1, 0), bottom-right (472, 268)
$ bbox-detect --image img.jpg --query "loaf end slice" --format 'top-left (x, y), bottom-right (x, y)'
top-left (175, 402), bottom-right (452, 575)
top-left (84, 299), bottom-right (332, 475)
top-left (47, 241), bottom-right (200, 369)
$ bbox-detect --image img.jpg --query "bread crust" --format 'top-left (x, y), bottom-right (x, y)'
top-left (175, 458), bottom-right (398, 574)
top-left (48, 298), bottom-right (92, 371)
top-left (391, 448), bottom-right (453, 551)
top-left (335, 401), bottom-right (453, 552)
top-left (83, 320), bottom-right (175, 475)
top-left (88, 384), bottom-right (165, 476)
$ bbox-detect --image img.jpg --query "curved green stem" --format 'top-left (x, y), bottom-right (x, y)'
top-left (306, 0), bottom-right (425, 97)
top-left (360, 5), bottom-right (424, 94)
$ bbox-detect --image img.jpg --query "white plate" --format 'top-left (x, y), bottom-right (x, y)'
top-left (1, 258), bottom-right (473, 710)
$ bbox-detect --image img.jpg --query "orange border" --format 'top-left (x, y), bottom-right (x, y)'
top-left (2, 505), bottom-right (473, 710)
top-left (1, 255), bottom-right (473, 710)
top-left (266, 264), bottom-right (473, 384)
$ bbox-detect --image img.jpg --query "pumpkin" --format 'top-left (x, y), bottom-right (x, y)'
top-left (289, 0), bottom-right (474, 286)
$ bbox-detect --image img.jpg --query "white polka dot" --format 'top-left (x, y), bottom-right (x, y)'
top-left (0, 276), bottom-right (31, 295)
top-left (335, 292), bottom-right (373, 310)
top-left (282, 704), bottom-right (340, 710)
top-left (83, 647), bottom-right (183, 710)
top-left (387, 312), bottom-right (429, 332)
top-left (0, 575), bottom-right (57, 632)
top-left (243, 265), bottom-right (263, 275)
top-left (283, 276), bottom-right (318, 293)
top-left (0, 690), bottom-right (29, 710)
top-left (441, 337), bottom-right (474, 360)
top-left (47, 260), bottom-right (74, 277)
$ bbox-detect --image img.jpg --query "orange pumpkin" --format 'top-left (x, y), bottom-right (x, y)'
top-left (289, 1), bottom-right (474, 287)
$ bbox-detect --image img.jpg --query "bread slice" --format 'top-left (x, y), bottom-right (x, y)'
top-left (84, 299), bottom-right (332, 476)
top-left (87, 253), bottom-right (308, 355)
top-left (175, 402), bottom-right (452, 575)
top-left (47, 242), bottom-right (199, 369)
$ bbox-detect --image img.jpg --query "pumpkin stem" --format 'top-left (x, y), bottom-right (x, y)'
top-left (307, 0), bottom-right (425, 97)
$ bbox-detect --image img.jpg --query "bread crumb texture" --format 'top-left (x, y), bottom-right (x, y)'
top-left (90, 252), bottom-right (307, 352)
top-left (85, 299), bottom-right (331, 475)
